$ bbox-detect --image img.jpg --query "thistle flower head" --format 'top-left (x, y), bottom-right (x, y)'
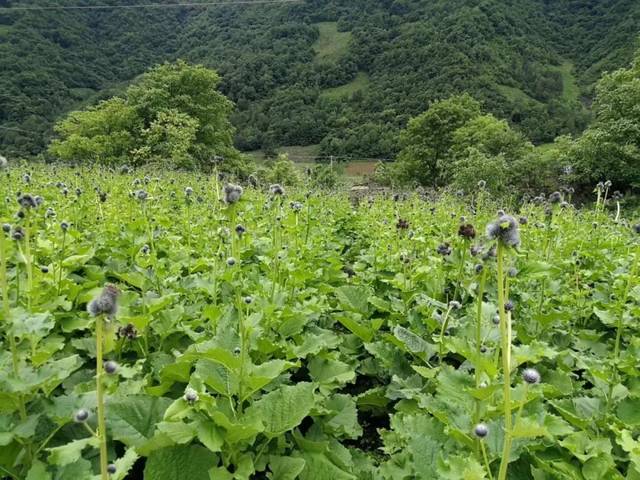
top-left (235, 224), bottom-right (246, 235)
top-left (2, 223), bottom-right (11, 234)
top-left (474, 423), bottom-right (489, 438)
top-left (519, 216), bottom-right (528, 225)
top-left (522, 368), bottom-right (541, 384)
top-left (223, 184), bottom-right (243, 204)
top-left (185, 186), bottom-right (193, 196)
top-left (437, 243), bottom-right (452, 256)
top-left (135, 190), bottom-right (148, 201)
top-left (226, 257), bottom-right (236, 266)
top-left (396, 218), bottom-right (410, 230)
top-left (549, 191), bottom-right (562, 204)
top-left (18, 194), bottom-right (37, 209)
top-left (104, 360), bottom-right (118, 374)
top-left (11, 227), bottom-right (24, 241)
top-left (117, 323), bottom-right (138, 340)
top-left (107, 464), bottom-right (117, 475)
top-left (448, 300), bottom-right (462, 310)
top-left (87, 284), bottom-right (120, 318)
top-left (470, 245), bottom-right (482, 256)
top-left (458, 223), bottom-right (476, 239)
top-left (486, 214), bottom-right (520, 248)
top-left (23, 173), bottom-right (31, 184)
top-left (477, 180), bottom-right (486, 189)
top-left (74, 409), bottom-right (90, 423)
top-left (184, 388), bottom-right (199, 404)
top-left (475, 264), bottom-right (483, 274)
top-left (270, 184), bottom-right (285, 196)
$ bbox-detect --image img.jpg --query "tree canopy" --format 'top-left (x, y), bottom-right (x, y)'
top-left (48, 61), bottom-right (241, 170)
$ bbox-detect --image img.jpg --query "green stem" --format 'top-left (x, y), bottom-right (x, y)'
top-left (95, 315), bottom-right (109, 480)
top-left (497, 241), bottom-right (512, 480)
top-left (480, 441), bottom-right (494, 480)
top-left (438, 306), bottom-right (454, 365)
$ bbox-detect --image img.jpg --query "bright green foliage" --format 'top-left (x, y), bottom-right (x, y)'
top-left (49, 61), bottom-right (243, 171)
top-left (394, 95), bottom-right (535, 192)
top-left (2, 2), bottom-right (639, 158)
top-left (571, 50), bottom-right (640, 189)
top-left (395, 94), bottom-right (482, 186)
top-left (2, 162), bottom-right (640, 479)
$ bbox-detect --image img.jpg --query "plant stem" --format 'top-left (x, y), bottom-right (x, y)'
top-left (497, 241), bottom-right (512, 480)
top-left (95, 314), bottom-right (109, 480)
top-left (480, 441), bottom-right (494, 480)
top-left (438, 306), bottom-right (454, 365)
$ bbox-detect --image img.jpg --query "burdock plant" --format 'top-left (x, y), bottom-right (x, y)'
top-left (87, 284), bottom-right (120, 480)
top-left (486, 213), bottom-right (520, 480)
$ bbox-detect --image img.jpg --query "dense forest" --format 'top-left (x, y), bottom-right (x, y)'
top-left (1, 0), bottom-right (639, 160)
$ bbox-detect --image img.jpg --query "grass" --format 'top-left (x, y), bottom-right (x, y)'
top-left (496, 84), bottom-right (540, 105)
top-left (320, 72), bottom-right (370, 100)
top-left (551, 61), bottom-right (580, 105)
top-left (313, 22), bottom-right (351, 63)
top-left (245, 144), bottom-right (321, 163)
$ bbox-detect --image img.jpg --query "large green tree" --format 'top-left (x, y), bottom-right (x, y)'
top-left (393, 94), bottom-right (482, 186)
top-left (49, 61), bottom-right (242, 170)
top-left (570, 49), bottom-right (640, 190)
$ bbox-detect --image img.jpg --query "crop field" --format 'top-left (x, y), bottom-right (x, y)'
top-left (1, 165), bottom-right (640, 480)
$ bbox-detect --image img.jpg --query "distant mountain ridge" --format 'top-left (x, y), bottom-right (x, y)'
top-left (0, 0), bottom-right (639, 159)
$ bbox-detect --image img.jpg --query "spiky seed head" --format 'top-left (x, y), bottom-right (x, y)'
top-left (87, 285), bottom-right (120, 318)
top-left (437, 243), bottom-right (451, 256)
top-left (244, 296), bottom-right (253, 304)
top-left (449, 301), bottom-right (462, 310)
top-left (235, 224), bottom-right (246, 235)
top-left (504, 300), bottom-right (514, 312)
top-left (74, 409), bottom-right (89, 423)
top-left (226, 257), bottom-right (236, 266)
top-left (18, 194), bottom-right (37, 209)
top-left (474, 423), bottom-right (489, 438)
top-left (477, 180), bottom-right (486, 189)
top-left (104, 360), bottom-right (118, 374)
top-left (475, 264), bottom-right (483, 274)
top-left (23, 173), bottom-right (31, 183)
top-left (549, 191), bottom-right (562, 204)
top-left (185, 187), bottom-right (193, 196)
top-left (184, 388), bottom-right (199, 403)
top-left (41, 266), bottom-right (49, 273)
top-left (107, 464), bottom-right (117, 474)
top-left (11, 227), bottom-right (24, 241)
top-left (486, 214), bottom-right (520, 248)
top-left (458, 223), bottom-right (476, 239)
top-left (117, 323), bottom-right (138, 340)
top-left (2, 223), bottom-right (10, 234)
top-left (223, 184), bottom-right (243, 204)
top-left (523, 368), bottom-right (541, 384)
top-left (233, 346), bottom-right (241, 355)
top-left (136, 190), bottom-right (148, 201)
top-left (61, 221), bottom-right (69, 231)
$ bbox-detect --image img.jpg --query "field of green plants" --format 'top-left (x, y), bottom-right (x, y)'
top-left (1, 163), bottom-right (640, 480)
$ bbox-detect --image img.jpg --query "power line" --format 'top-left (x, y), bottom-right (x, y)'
top-left (0, 0), bottom-right (301, 12)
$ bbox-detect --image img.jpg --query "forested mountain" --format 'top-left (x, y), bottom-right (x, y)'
top-left (1, 0), bottom-right (639, 160)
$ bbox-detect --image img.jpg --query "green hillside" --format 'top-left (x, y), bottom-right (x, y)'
top-left (0, 0), bottom-right (639, 160)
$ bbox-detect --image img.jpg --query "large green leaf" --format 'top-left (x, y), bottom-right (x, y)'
top-left (108, 395), bottom-right (172, 447)
top-left (246, 382), bottom-right (315, 436)
top-left (144, 445), bottom-right (217, 480)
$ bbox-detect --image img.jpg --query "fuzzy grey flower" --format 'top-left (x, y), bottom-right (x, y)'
top-left (223, 184), bottom-right (243, 204)
top-left (270, 184), bottom-right (285, 196)
top-left (486, 214), bottom-right (520, 248)
top-left (522, 368), bottom-right (541, 384)
top-left (87, 285), bottom-right (120, 318)
top-left (474, 423), bottom-right (489, 438)
top-left (549, 191), bottom-right (562, 204)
